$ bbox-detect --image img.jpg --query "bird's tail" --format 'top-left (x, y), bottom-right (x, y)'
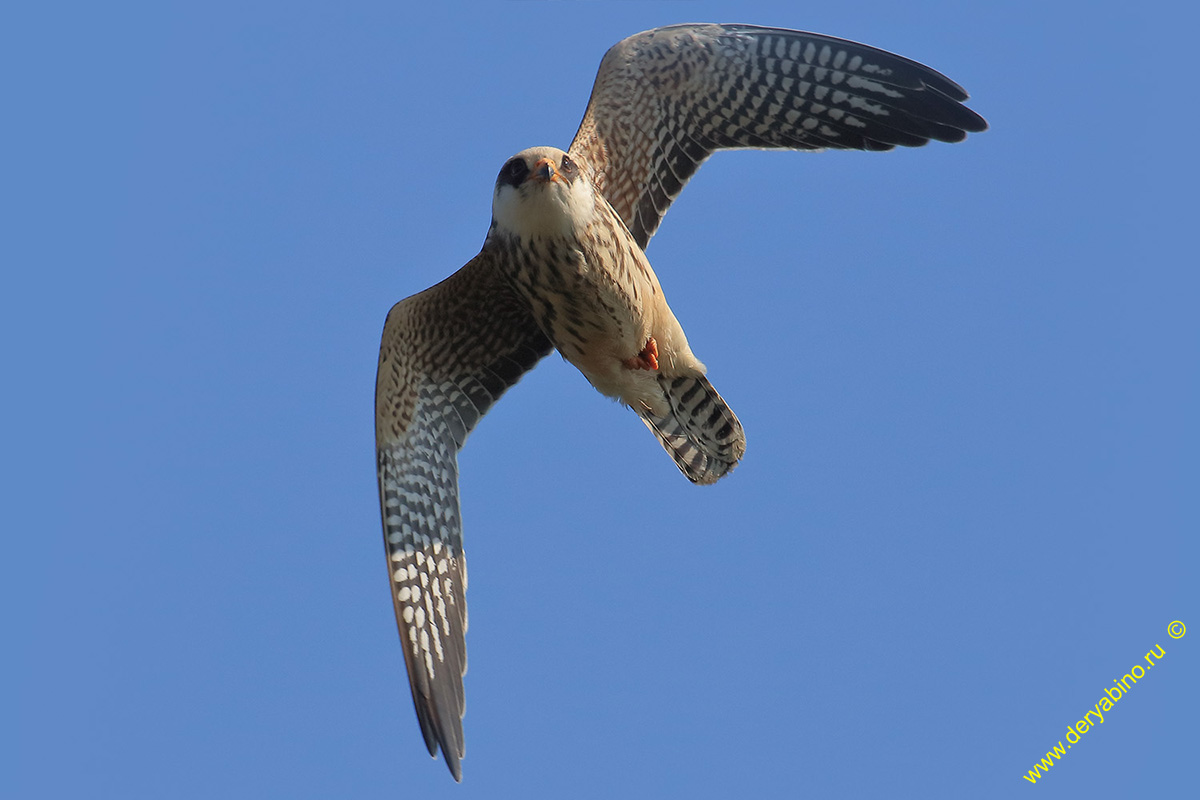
top-left (636, 373), bottom-right (745, 484)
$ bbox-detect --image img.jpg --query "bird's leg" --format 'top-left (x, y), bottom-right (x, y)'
top-left (622, 337), bottom-right (659, 371)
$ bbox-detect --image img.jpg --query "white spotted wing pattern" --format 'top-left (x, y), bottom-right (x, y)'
top-left (375, 256), bottom-right (550, 781)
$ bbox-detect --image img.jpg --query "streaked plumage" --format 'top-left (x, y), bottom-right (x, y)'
top-left (375, 23), bottom-right (987, 780)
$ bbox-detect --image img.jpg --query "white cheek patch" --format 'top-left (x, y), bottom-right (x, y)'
top-left (564, 177), bottom-right (597, 223)
top-left (491, 184), bottom-right (522, 234)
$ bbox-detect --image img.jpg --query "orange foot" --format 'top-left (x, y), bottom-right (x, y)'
top-left (622, 337), bottom-right (659, 371)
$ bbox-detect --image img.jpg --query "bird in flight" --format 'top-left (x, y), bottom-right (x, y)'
top-left (374, 23), bottom-right (986, 780)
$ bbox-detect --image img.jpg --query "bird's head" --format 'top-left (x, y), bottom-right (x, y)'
top-left (491, 146), bottom-right (596, 239)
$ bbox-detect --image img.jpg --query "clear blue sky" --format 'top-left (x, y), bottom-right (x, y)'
top-left (7, 1), bottom-right (1195, 798)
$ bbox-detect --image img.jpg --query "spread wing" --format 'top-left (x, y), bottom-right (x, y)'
top-left (568, 23), bottom-right (988, 249)
top-left (375, 252), bottom-right (552, 781)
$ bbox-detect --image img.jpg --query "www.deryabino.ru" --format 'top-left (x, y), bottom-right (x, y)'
top-left (1022, 640), bottom-right (1171, 784)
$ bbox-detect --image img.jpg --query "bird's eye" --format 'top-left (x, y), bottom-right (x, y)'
top-left (500, 157), bottom-right (529, 187)
top-left (560, 154), bottom-right (577, 174)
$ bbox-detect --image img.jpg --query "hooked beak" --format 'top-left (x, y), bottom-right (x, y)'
top-left (532, 157), bottom-right (561, 184)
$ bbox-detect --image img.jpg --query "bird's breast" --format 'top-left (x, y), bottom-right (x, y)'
top-left (490, 222), bottom-right (653, 367)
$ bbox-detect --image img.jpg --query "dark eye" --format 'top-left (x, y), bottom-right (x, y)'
top-left (560, 154), bottom-right (577, 174)
top-left (499, 157), bottom-right (529, 187)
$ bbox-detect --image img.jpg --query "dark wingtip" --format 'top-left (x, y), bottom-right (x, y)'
top-left (953, 103), bottom-right (989, 134)
top-left (445, 752), bottom-right (463, 782)
top-left (969, 112), bottom-right (989, 133)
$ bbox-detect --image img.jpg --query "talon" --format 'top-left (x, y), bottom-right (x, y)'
top-left (622, 337), bottom-right (659, 371)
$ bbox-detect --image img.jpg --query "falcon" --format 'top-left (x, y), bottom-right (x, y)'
top-left (374, 23), bottom-right (986, 780)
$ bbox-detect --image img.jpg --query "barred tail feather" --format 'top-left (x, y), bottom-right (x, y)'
top-left (638, 373), bottom-right (746, 484)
